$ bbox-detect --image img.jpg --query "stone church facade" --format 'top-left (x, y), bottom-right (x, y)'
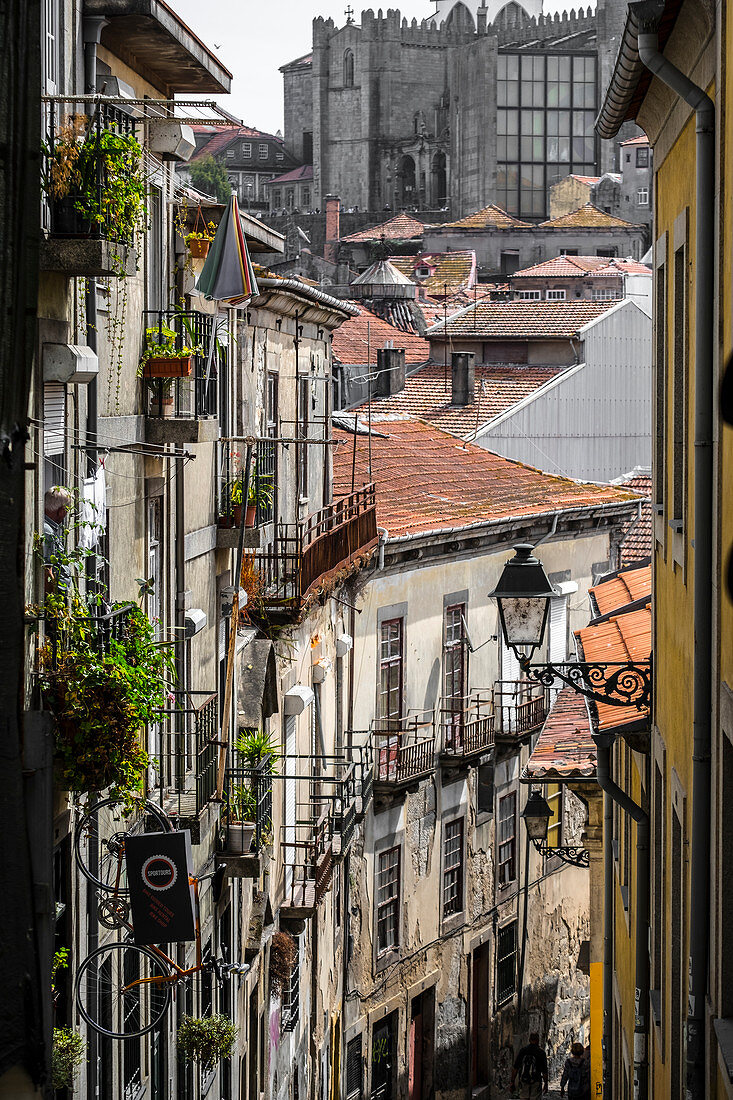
top-left (281, 0), bottom-right (634, 221)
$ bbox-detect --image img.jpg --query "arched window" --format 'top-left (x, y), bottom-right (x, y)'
top-left (343, 49), bottom-right (354, 87)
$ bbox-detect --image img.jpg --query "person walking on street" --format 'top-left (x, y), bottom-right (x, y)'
top-left (560, 1042), bottom-right (590, 1099)
top-left (510, 1032), bottom-right (548, 1099)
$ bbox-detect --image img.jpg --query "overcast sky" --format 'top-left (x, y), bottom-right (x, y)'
top-left (172, 0), bottom-right (593, 135)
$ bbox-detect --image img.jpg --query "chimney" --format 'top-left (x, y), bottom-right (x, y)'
top-left (451, 352), bottom-right (475, 406)
top-left (324, 195), bottom-right (341, 264)
top-left (376, 348), bottom-right (406, 397)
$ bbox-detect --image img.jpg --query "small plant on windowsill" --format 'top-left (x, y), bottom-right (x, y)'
top-left (177, 1015), bottom-right (237, 1071)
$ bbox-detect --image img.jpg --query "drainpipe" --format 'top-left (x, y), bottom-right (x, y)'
top-left (603, 790), bottom-right (613, 1099)
top-left (377, 526), bottom-right (388, 571)
top-left (635, 25), bottom-right (715, 1099)
top-left (596, 739), bottom-right (649, 1100)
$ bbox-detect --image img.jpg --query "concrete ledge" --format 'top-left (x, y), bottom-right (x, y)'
top-left (216, 850), bottom-right (264, 879)
top-left (216, 522), bottom-right (274, 550)
top-left (185, 524), bottom-right (217, 562)
top-left (40, 237), bottom-right (137, 277)
top-left (145, 416), bottom-right (219, 445)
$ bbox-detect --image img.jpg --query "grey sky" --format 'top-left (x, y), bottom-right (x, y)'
top-left (172, 0), bottom-right (592, 135)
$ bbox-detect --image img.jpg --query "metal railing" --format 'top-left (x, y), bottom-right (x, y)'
top-left (280, 808), bottom-right (334, 913)
top-left (142, 310), bottom-right (217, 421)
top-left (218, 439), bottom-right (276, 528)
top-left (372, 711), bottom-right (436, 784)
top-left (255, 485), bottom-right (378, 611)
top-left (46, 602), bottom-right (136, 668)
top-left (222, 759), bottom-right (273, 853)
top-left (494, 680), bottom-right (548, 738)
top-left (439, 690), bottom-right (496, 758)
top-left (43, 100), bottom-right (138, 242)
top-left (151, 691), bottom-right (219, 819)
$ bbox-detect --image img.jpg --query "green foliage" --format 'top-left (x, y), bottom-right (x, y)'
top-left (187, 155), bottom-right (231, 203)
top-left (235, 728), bottom-right (280, 773)
top-left (139, 324), bottom-right (203, 367)
top-left (51, 948), bottom-right (69, 993)
top-left (52, 1028), bottom-right (85, 1090)
top-left (231, 783), bottom-right (257, 823)
top-left (177, 1014), bottom-right (237, 1070)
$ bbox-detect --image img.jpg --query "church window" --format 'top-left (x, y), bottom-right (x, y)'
top-left (343, 49), bottom-right (355, 87)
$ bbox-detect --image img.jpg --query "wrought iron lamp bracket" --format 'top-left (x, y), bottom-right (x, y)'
top-left (532, 839), bottom-right (590, 868)
top-left (518, 657), bottom-right (651, 711)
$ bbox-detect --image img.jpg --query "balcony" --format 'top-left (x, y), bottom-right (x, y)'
top-left (372, 711), bottom-right (436, 792)
top-left (280, 809), bottom-right (335, 919)
top-left (218, 759), bottom-right (274, 878)
top-left (439, 690), bottom-right (496, 763)
top-left (149, 691), bottom-right (219, 838)
top-left (216, 439), bottom-right (276, 550)
top-left (143, 311), bottom-right (219, 445)
top-left (253, 485), bottom-right (379, 620)
top-left (40, 99), bottom-right (138, 277)
top-left (45, 602), bottom-right (136, 666)
top-left (494, 680), bottom-right (549, 741)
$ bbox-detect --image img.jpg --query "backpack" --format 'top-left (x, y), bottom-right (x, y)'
top-left (519, 1051), bottom-right (539, 1084)
top-left (565, 1057), bottom-right (586, 1096)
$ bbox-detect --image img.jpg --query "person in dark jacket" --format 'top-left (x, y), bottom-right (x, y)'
top-left (560, 1042), bottom-right (590, 1099)
top-left (510, 1032), bottom-right (548, 1099)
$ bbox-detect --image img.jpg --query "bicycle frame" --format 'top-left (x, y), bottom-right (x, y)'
top-left (113, 874), bottom-right (205, 994)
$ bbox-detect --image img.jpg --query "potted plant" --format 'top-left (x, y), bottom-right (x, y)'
top-left (145, 376), bottom-right (175, 417)
top-left (52, 1027), bottom-right (85, 1091)
top-left (247, 470), bottom-right (274, 526)
top-left (139, 324), bottom-right (202, 379)
top-left (226, 784), bottom-right (256, 854)
top-left (269, 931), bottom-right (297, 995)
top-left (230, 476), bottom-right (247, 528)
top-left (177, 1014), bottom-right (237, 1071)
top-left (185, 220), bottom-right (216, 260)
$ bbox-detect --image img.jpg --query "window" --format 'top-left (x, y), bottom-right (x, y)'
top-left (376, 847), bottom-right (400, 954)
top-left (560, 248), bottom-right (578, 256)
top-left (302, 187), bottom-right (311, 208)
top-left (496, 922), bottom-right (517, 1004)
top-left (497, 792), bottom-right (517, 886)
top-left (655, 254), bottom-right (667, 510)
top-left (297, 374), bottom-right (309, 498)
top-left (148, 185), bottom-right (163, 311)
top-left (258, 143), bottom-right (268, 160)
top-left (443, 604), bottom-right (467, 743)
top-left (637, 189), bottom-right (649, 206)
top-left (286, 188), bottom-right (295, 209)
top-left (476, 762), bottom-right (494, 816)
top-left (281, 936), bottom-right (300, 1032)
top-left (303, 131), bottom-right (313, 162)
top-left (43, 0), bottom-right (60, 92)
top-left (379, 619), bottom-right (403, 722)
top-left (592, 287), bottom-right (620, 301)
top-left (652, 756), bottom-right (665, 1048)
top-left (343, 49), bottom-right (355, 87)
top-left (273, 189), bottom-right (281, 207)
top-left (346, 1037), bottom-right (363, 1100)
top-left (596, 247), bottom-right (617, 258)
top-left (546, 783), bottom-right (562, 848)
top-left (626, 152), bottom-right (632, 163)
top-left (500, 250), bottom-right (521, 275)
top-left (276, 151), bottom-right (284, 162)
top-left (546, 288), bottom-right (566, 300)
top-left (443, 818), bottom-right (464, 917)
top-left (672, 243), bottom-right (687, 527)
top-left (43, 381), bottom-right (66, 490)
top-left (242, 142), bottom-right (252, 158)
top-left (416, 265), bottom-right (432, 279)
top-left (636, 146), bottom-right (649, 167)
top-left (517, 289), bottom-right (541, 300)
top-left (226, 148), bottom-right (235, 158)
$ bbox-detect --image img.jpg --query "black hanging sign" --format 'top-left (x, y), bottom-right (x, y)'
top-left (125, 830), bottom-right (196, 945)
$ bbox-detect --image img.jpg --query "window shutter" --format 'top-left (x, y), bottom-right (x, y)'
top-left (345, 1036), bottom-right (362, 1100)
top-left (43, 382), bottom-right (65, 456)
top-left (548, 595), bottom-right (568, 664)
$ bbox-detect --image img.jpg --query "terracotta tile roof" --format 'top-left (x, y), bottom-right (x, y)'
top-left (191, 124), bottom-right (285, 162)
top-left (350, 362), bottom-right (565, 436)
top-left (539, 202), bottom-right (643, 230)
top-left (615, 473), bottom-right (653, 566)
top-left (390, 251), bottom-right (476, 296)
top-left (590, 564), bottom-right (651, 617)
top-left (428, 298), bottom-right (614, 339)
top-left (522, 689), bottom-right (595, 780)
top-left (331, 303), bottom-right (431, 366)
top-left (512, 255), bottom-right (650, 280)
top-left (570, 174), bottom-right (601, 185)
top-left (620, 134), bottom-right (650, 146)
top-left (341, 213), bottom-right (425, 244)
top-left (332, 418), bottom-right (639, 539)
top-left (434, 203), bottom-right (532, 230)
top-left (280, 52), bottom-right (312, 72)
top-left (265, 165), bottom-right (313, 186)
top-left (575, 606), bottom-right (651, 732)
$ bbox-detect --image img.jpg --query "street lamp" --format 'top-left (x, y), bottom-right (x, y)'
top-left (489, 545), bottom-right (651, 711)
top-left (521, 789), bottom-right (590, 868)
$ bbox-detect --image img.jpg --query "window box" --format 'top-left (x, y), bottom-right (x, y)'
top-left (142, 355), bottom-right (193, 379)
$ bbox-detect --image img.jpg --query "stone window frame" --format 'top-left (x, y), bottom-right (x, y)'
top-left (440, 815), bottom-right (466, 932)
top-left (496, 788), bottom-right (518, 891)
top-left (376, 603), bottom-right (407, 723)
top-left (373, 833), bottom-right (404, 974)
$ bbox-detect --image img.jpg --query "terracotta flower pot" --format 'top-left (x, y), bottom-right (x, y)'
top-left (218, 514), bottom-right (234, 529)
top-left (142, 356), bottom-right (193, 379)
top-left (149, 392), bottom-right (174, 417)
top-left (188, 238), bottom-right (210, 259)
top-left (232, 503), bottom-right (242, 527)
top-left (245, 504), bottom-right (257, 528)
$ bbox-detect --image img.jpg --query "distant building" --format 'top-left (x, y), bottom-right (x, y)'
top-left (617, 135), bottom-right (653, 231)
top-left (549, 134), bottom-right (652, 230)
top-left (265, 165), bottom-right (314, 213)
top-left (181, 123), bottom-right (300, 211)
top-left (390, 250), bottom-right (478, 297)
top-left (509, 254), bottom-right (652, 311)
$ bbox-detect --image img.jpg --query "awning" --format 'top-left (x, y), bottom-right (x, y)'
top-left (237, 638), bottom-right (278, 728)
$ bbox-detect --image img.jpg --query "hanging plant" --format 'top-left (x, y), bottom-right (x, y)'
top-left (269, 931), bottom-right (297, 994)
top-left (177, 1015), bottom-right (238, 1071)
top-left (52, 1028), bottom-right (85, 1091)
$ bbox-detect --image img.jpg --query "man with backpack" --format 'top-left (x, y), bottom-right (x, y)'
top-left (509, 1032), bottom-right (549, 1098)
top-left (560, 1042), bottom-right (591, 1099)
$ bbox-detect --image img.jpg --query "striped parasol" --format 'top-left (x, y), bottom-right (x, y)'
top-left (194, 191), bottom-right (259, 306)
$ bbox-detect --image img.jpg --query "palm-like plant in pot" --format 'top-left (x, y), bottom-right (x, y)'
top-left (226, 729), bottom-right (279, 852)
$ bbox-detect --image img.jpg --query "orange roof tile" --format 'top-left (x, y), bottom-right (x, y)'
top-left (616, 473), bottom-right (652, 566)
top-left (390, 251), bottom-right (476, 296)
top-left (570, 174), bottom-right (601, 185)
top-left (523, 689), bottom-right (596, 780)
top-left (575, 606), bottom-right (651, 731)
top-left (434, 203), bottom-right (532, 230)
top-left (428, 298), bottom-right (614, 339)
top-left (332, 419), bottom-right (638, 540)
top-left (512, 255), bottom-right (650, 280)
top-left (590, 564), bottom-right (651, 617)
top-left (341, 213), bottom-right (425, 244)
top-left (620, 134), bottom-right (650, 146)
top-left (350, 362), bottom-right (566, 436)
top-left (539, 202), bottom-right (644, 230)
top-left (265, 165), bottom-right (313, 186)
top-left (331, 303), bottom-right (431, 366)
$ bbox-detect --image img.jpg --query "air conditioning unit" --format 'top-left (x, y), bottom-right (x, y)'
top-left (147, 119), bottom-right (196, 162)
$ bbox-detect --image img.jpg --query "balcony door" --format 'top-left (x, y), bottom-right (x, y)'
top-left (378, 619), bottom-right (403, 727)
top-left (443, 604), bottom-right (467, 749)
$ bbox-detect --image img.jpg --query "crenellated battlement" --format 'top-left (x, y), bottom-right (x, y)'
top-left (490, 5), bottom-right (596, 46)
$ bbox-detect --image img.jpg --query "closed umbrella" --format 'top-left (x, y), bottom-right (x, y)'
top-left (195, 190), bottom-right (259, 306)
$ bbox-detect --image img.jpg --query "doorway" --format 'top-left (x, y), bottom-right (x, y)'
top-left (471, 943), bottom-right (491, 1087)
top-left (409, 988), bottom-right (435, 1100)
top-left (370, 1012), bottom-right (396, 1100)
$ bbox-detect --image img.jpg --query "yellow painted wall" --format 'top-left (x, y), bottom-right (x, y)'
top-left (590, 960), bottom-right (603, 1097)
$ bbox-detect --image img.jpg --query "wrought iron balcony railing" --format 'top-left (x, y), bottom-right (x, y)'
top-left (45, 602), bottom-right (136, 668)
top-left (218, 439), bottom-right (276, 529)
top-left (494, 680), bottom-right (548, 739)
top-left (439, 690), bottom-right (496, 759)
top-left (254, 485), bottom-right (378, 614)
top-left (150, 690), bottom-right (219, 820)
top-left (222, 759), bottom-right (273, 855)
top-left (280, 808), bottom-right (335, 916)
top-left (372, 711), bottom-right (436, 786)
top-left (142, 310), bottom-right (218, 422)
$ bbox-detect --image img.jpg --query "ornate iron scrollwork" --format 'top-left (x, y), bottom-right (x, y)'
top-left (533, 840), bottom-right (590, 868)
top-left (519, 658), bottom-right (651, 711)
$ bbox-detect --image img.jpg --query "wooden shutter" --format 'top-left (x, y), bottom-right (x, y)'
top-left (345, 1036), bottom-right (362, 1100)
top-left (43, 382), bottom-right (65, 456)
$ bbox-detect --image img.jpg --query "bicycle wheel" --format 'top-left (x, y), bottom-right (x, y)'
top-left (74, 796), bottom-right (171, 895)
top-left (75, 941), bottom-right (172, 1039)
